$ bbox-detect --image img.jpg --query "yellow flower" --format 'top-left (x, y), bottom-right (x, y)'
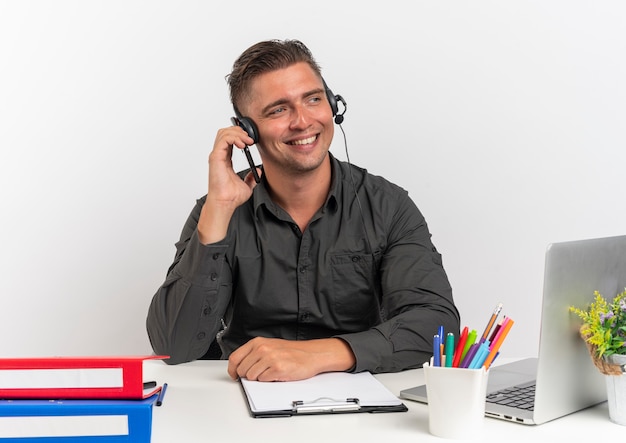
top-left (569, 289), bottom-right (626, 358)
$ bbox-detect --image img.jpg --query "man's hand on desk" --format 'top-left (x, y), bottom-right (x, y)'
top-left (227, 337), bottom-right (356, 382)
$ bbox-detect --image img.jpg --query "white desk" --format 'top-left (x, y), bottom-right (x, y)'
top-left (144, 359), bottom-right (623, 442)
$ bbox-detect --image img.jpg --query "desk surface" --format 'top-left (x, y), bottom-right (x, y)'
top-left (145, 359), bottom-right (622, 442)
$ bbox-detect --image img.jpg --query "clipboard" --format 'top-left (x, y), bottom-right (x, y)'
top-left (239, 371), bottom-right (408, 418)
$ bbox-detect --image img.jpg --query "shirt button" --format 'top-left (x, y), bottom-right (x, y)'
top-left (210, 273), bottom-right (218, 281)
top-left (352, 256), bottom-right (361, 262)
top-left (203, 307), bottom-right (210, 316)
top-left (212, 253), bottom-right (220, 260)
top-left (197, 332), bottom-right (206, 340)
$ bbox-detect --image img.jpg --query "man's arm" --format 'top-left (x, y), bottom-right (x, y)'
top-left (146, 202), bottom-right (232, 364)
top-left (339, 191), bottom-right (460, 373)
top-left (146, 124), bottom-right (258, 364)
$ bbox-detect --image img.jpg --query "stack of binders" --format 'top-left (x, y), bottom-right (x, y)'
top-left (0, 355), bottom-right (167, 442)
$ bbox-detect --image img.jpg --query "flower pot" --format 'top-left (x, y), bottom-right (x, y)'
top-left (605, 354), bottom-right (626, 425)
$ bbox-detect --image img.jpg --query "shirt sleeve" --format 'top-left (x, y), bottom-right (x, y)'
top-left (146, 197), bottom-right (232, 365)
top-left (337, 191), bottom-right (460, 373)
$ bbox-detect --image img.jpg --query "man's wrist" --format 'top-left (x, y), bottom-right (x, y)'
top-left (306, 338), bottom-right (356, 373)
top-left (197, 201), bottom-right (235, 244)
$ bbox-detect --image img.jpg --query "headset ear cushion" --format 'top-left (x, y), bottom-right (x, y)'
top-left (324, 82), bottom-right (339, 117)
top-left (326, 89), bottom-right (338, 117)
top-left (235, 116), bottom-right (259, 144)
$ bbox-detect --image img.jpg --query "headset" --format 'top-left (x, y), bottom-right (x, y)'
top-left (232, 79), bottom-right (346, 147)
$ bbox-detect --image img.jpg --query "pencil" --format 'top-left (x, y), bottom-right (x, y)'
top-left (480, 302), bottom-right (503, 342)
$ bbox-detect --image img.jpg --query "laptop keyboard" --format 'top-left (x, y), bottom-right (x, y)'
top-left (486, 381), bottom-right (536, 411)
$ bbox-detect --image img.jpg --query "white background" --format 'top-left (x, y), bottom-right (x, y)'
top-left (1, 1), bottom-right (624, 360)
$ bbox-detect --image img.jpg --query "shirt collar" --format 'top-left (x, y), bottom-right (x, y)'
top-left (251, 152), bottom-right (341, 217)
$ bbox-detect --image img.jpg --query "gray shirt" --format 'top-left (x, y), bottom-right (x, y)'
top-left (147, 154), bottom-right (459, 373)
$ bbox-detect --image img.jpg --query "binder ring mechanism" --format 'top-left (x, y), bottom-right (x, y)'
top-left (292, 397), bottom-right (361, 414)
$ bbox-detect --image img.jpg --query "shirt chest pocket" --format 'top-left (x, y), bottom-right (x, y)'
top-left (330, 253), bottom-right (380, 325)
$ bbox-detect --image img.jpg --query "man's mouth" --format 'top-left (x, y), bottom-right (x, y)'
top-left (288, 135), bottom-right (317, 146)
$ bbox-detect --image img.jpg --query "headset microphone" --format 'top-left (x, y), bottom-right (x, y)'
top-left (333, 94), bottom-right (347, 125)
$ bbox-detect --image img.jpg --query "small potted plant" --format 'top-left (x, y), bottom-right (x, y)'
top-left (570, 289), bottom-right (626, 425)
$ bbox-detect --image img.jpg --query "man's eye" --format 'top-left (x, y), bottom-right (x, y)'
top-left (269, 107), bottom-right (285, 116)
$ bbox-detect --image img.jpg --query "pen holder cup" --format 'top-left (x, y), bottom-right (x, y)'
top-left (423, 362), bottom-right (489, 440)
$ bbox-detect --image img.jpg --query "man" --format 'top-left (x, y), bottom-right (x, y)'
top-left (146, 39), bottom-right (459, 382)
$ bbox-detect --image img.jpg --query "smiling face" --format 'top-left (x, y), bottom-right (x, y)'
top-left (240, 62), bottom-right (335, 178)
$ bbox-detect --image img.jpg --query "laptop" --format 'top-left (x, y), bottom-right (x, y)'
top-left (400, 234), bottom-right (626, 425)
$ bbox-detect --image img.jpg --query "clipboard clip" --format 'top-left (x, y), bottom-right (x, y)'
top-left (292, 397), bottom-right (361, 414)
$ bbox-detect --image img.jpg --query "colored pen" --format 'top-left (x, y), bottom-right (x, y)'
top-left (460, 343), bottom-right (479, 368)
top-left (483, 319), bottom-right (514, 369)
top-left (480, 302), bottom-right (503, 342)
top-left (490, 351), bottom-right (501, 366)
top-left (491, 316), bottom-right (510, 347)
top-left (469, 340), bottom-right (490, 369)
top-left (460, 329), bottom-right (477, 363)
top-left (489, 319), bottom-right (502, 342)
top-left (156, 382), bottom-right (168, 406)
top-left (444, 332), bottom-right (455, 367)
top-left (452, 326), bottom-right (469, 367)
top-left (433, 334), bottom-right (441, 367)
top-left (437, 326), bottom-right (444, 363)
